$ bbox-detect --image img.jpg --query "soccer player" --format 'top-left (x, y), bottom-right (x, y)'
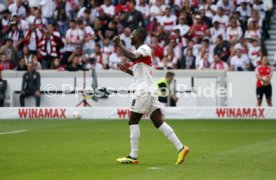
top-left (113, 28), bottom-right (189, 165)
top-left (256, 56), bottom-right (273, 106)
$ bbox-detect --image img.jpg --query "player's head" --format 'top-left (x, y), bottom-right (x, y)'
top-left (166, 72), bottom-right (175, 83)
top-left (261, 56), bottom-right (268, 66)
top-left (130, 28), bottom-right (147, 45)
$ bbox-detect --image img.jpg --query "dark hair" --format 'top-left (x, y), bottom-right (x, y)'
top-left (95, 43), bottom-right (101, 48)
top-left (166, 72), bottom-right (175, 77)
top-left (136, 28), bottom-right (147, 42)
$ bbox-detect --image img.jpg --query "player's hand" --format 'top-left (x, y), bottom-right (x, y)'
top-left (171, 96), bottom-right (179, 102)
top-left (35, 91), bottom-right (41, 97)
top-left (113, 36), bottom-right (121, 46)
top-left (119, 63), bottom-right (128, 73)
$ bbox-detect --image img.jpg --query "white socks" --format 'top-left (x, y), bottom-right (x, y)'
top-left (129, 125), bottom-right (140, 159)
top-left (159, 122), bottom-right (184, 152)
top-left (129, 123), bottom-right (183, 159)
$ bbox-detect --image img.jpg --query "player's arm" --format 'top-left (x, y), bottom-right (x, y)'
top-left (113, 36), bottom-right (143, 62)
top-left (265, 72), bottom-right (273, 83)
top-left (119, 63), bottom-right (133, 76)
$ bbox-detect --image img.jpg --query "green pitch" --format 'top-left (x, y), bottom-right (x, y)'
top-left (0, 120), bottom-right (276, 180)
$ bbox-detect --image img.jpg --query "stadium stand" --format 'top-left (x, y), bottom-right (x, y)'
top-left (0, 0), bottom-right (275, 72)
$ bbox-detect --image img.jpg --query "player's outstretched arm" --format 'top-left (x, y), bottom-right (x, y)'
top-left (119, 63), bottom-right (133, 76)
top-left (113, 36), bottom-right (142, 62)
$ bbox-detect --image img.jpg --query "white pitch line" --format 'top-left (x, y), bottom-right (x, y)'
top-left (0, 130), bottom-right (28, 135)
top-left (148, 167), bottom-right (161, 170)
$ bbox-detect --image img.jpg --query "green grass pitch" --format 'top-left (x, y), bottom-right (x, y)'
top-left (0, 120), bottom-right (276, 180)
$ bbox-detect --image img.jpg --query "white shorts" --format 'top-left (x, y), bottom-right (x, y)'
top-left (130, 92), bottom-right (163, 116)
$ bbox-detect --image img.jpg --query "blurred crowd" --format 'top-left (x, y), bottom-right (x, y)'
top-left (0, 0), bottom-right (275, 71)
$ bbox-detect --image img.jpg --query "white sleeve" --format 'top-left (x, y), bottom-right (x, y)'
top-left (135, 45), bottom-right (152, 57)
top-left (40, 0), bottom-right (48, 6)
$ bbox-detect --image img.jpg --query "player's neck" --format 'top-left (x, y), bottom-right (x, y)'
top-left (135, 42), bottom-right (143, 49)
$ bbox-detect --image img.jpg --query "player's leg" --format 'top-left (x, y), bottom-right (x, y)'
top-left (150, 109), bottom-right (184, 151)
top-left (256, 87), bottom-right (263, 106)
top-left (265, 84), bottom-right (273, 106)
top-left (117, 95), bottom-right (148, 164)
top-left (128, 111), bottom-right (143, 159)
top-left (150, 108), bottom-right (189, 164)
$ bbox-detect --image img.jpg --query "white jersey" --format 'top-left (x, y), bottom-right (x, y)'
top-left (132, 44), bottom-right (156, 95)
top-left (130, 44), bottom-right (162, 115)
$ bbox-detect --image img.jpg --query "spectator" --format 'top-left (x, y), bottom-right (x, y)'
top-left (38, 30), bottom-right (58, 69)
top-left (161, 46), bottom-right (178, 69)
top-left (212, 7), bottom-right (230, 30)
top-left (78, 20), bottom-right (95, 56)
top-left (0, 69), bottom-right (7, 107)
top-left (216, 0), bottom-right (234, 16)
top-left (115, 0), bottom-right (130, 15)
top-left (1, 10), bottom-right (11, 41)
top-left (236, 1), bottom-right (251, 26)
top-left (173, 16), bottom-right (190, 37)
top-left (100, 0), bottom-right (115, 17)
top-left (136, 0), bottom-right (150, 25)
top-left (159, 7), bottom-right (176, 32)
top-left (64, 19), bottom-right (84, 62)
top-left (147, 17), bottom-right (159, 34)
top-left (27, 7), bottom-right (48, 31)
top-left (52, 58), bottom-right (63, 70)
top-left (233, 38), bottom-right (249, 57)
top-left (0, 54), bottom-right (14, 70)
top-left (189, 15), bottom-right (209, 43)
top-left (201, 0), bottom-right (216, 19)
top-left (24, 23), bottom-right (43, 54)
top-left (230, 48), bottom-right (250, 71)
top-left (163, 39), bottom-right (181, 60)
top-left (22, 46), bottom-right (33, 64)
top-left (40, 0), bottom-right (56, 24)
top-left (0, 39), bottom-right (18, 66)
top-left (226, 18), bottom-right (243, 45)
top-left (7, 21), bottom-right (24, 51)
top-left (109, 48), bottom-right (124, 70)
top-left (16, 57), bottom-right (27, 71)
top-left (199, 7), bottom-right (212, 28)
top-left (244, 20), bottom-right (261, 41)
top-left (66, 56), bottom-right (84, 71)
top-left (125, 0), bottom-right (144, 30)
top-left (102, 38), bottom-right (114, 57)
top-left (210, 54), bottom-right (229, 70)
top-left (151, 35), bottom-right (164, 60)
top-left (120, 28), bottom-right (133, 49)
top-left (197, 51), bottom-right (211, 70)
top-left (0, 0), bottom-right (273, 72)
top-left (68, 46), bottom-right (88, 65)
top-left (179, 48), bottom-right (196, 69)
top-left (90, 43), bottom-right (108, 69)
top-left (48, 23), bottom-right (64, 58)
top-left (20, 62), bottom-right (41, 107)
top-left (32, 55), bottom-right (42, 71)
top-left (214, 36), bottom-right (231, 63)
top-left (54, 6), bottom-right (70, 36)
top-left (8, 0), bottom-right (27, 19)
top-left (149, 0), bottom-right (165, 21)
top-left (10, 13), bottom-right (29, 34)
top-left (248, 38), bottom-right (261, 68)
